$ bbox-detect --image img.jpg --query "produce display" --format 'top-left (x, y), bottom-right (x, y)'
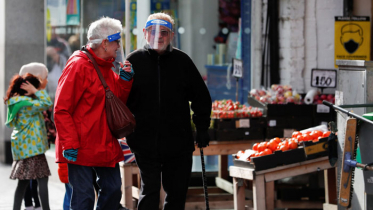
top-left (312, 93), bottom-right (335, 104)
top-left (212, 99), bottom-right (263, 119)
top-left (235, 130), bottom-right (331, 162)
top-left (249, 84), bottom-right (302, 104)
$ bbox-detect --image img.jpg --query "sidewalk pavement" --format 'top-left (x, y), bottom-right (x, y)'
top-left (0, 149), bottom-right (65, 210)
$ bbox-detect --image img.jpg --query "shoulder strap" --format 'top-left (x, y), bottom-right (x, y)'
top-left (81, 48), bottom-right (109, 89)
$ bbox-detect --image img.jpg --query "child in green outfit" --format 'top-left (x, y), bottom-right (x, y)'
top-left (5, 67), bottom-right (53, 210)
top-left (18, 62), bottom-right (53, 210)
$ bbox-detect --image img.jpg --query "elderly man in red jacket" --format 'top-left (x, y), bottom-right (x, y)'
top-left (54, 17), bottom-right (134, 209)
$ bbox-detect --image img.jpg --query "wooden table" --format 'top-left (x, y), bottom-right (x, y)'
top-left (229, 156), bottom-right (335, 210)
top-left (193, 140), bottom-right (261, 180)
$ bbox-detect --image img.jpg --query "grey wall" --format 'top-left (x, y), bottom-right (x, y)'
top-left (0, 0), bottom-right (45, 163)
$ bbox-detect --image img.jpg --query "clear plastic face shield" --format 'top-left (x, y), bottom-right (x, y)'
top-left (143, 19), bottom-right (174, 53)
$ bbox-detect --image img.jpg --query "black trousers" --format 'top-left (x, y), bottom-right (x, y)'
top-left (135, 152), bottom-right (193, 210)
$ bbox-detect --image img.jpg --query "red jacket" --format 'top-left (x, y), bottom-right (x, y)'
top-left (54, 47), bottom-right (133, 167)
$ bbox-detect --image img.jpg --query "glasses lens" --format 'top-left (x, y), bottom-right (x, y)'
top-left (148, 30), bottom-right (169, 37)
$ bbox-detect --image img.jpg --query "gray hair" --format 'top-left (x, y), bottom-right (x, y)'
top-left (87, 17), bottom-right (122, 49)
top-left (19, 62), bottom-right (48, 79)
top-left (146, 12), bottom-right (175, 31)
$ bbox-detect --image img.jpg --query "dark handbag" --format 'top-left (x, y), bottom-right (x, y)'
top-left (81, 49), bottom-right (136, 139)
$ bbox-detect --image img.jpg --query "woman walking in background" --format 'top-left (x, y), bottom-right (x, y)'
top-left (4, 72), bottom-right (52, 210)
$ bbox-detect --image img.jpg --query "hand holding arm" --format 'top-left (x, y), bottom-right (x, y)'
top-left (119, 60), bottom-right (134, 81)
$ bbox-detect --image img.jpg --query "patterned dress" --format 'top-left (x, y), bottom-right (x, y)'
top-left (5, 90), bottom-right (53, 179)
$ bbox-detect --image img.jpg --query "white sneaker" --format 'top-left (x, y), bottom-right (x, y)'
top-left (25, 207), bottom-right (34, 210)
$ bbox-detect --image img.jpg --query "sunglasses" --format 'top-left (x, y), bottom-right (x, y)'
top-left (147, 29), bottom-right (170, 37)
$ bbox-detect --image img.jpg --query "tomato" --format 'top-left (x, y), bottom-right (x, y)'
top-left (263, 148), bottom-right (273, 155)
top-left (252, 143), bottom-right (259, 151)
top-left (288, 140), bottom-right (298, 150)
top-left (268, 140), bottom-right (279, 151)
top-left (279, 144), bottom-right (289, 152)
top-left (257, 143), bottom-right (266, 152)
top-left (273, 137), bottom-right (281, 144)
top-left (323, 131), bottom-right (331, 138)
top-left (292, 131), bottom-right (301, 138)
top-left (302, 134), bottom-right (312, 141)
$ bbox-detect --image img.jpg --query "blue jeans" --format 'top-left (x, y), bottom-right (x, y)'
top-left (67, 163), bottom-right (122, 210)
top-left (63, 183), bottom-right (72, 210)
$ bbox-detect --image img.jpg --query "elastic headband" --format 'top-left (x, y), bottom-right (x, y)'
top-left (107, 32), bottom-right (121, 42)
top-left (88, 32), bottom-right (121, 44)
top-left (145, 19), bottom-right (172, 31)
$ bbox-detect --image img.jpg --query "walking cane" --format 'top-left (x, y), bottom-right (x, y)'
top-left (200, 148), bottom-right (210, 210)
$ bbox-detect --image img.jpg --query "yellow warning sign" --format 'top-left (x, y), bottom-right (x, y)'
top-left (335, 16), bottom-right (370, 68)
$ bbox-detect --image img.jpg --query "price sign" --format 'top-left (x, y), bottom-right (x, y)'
top-left (237, 119), bottom-right (250, 128)
top-left (316, 104), bottom-right (330, 113)
top-left (311, 69), bottom-right (337, 88)
top-left (232, 58), bottom-right (243, 78)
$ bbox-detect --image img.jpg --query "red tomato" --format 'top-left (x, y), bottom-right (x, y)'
top-left (288, 141), bottom-right (298, 150)
top-left (273, 137), bottom-right (281, 144)
top-left (268, 140), bottom-right (279, 152)
top-left (257, 143), bottom-right (266, 152)
top-left (252, 143), bottom-right (259, 151)
top-left (323, 131), bottom-right (331, 138)
top-left (279, 144), bottom-right (289, 152)
top-left (263, 148), bottom-right (273, 155)
top-left (292, 131), bottom-right (301, 138)
top-left (302, 134), bottom-right (312, 141)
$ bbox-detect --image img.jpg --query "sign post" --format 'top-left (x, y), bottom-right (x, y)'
top-left (311, 68), bottom-right (337, 94)
top-left (232, 58), bottom-right (243, 102)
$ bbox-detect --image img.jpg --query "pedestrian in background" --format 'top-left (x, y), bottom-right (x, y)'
top-left (19, 62), bottom-right (55, 210)
top-left (4, 70), bottom-right (52, 210)
top-left (125, 12), bottom-right (212, 209)
top-left (54, 16), bottom-right (134, 209)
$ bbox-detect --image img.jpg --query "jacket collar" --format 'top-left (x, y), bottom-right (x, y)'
top-left (82, 45), bottom-right (115, 69)
top-left (144, 44), bottom-right (173, 58)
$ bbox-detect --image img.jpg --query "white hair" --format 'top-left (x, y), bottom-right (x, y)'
top-left (146, 12), bottom-right (175, 30)
top-left (19, 62), bottom-right (48, 79)
top-left (87, 17), bottom-right (122, 49)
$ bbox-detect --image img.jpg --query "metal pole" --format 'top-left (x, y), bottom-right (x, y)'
top-left (125, 0), bottom-right (131, 57)
top-left (200, 148), bottom-right (210, 210)
top-left (236, 78), bottom-right (239, 102)
top-left (323, 100), bottom-right (373, 125)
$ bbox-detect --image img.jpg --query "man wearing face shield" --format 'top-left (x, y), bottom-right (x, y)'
top-left (126, 12), bottom-right (212, 209)
top-left (53, 17), bottom-right (134, 209)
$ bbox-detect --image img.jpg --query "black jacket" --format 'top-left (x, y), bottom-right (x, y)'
top-left (126, 46), bottom-right (212, 158)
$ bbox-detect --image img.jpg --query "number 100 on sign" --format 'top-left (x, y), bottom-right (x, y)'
top-left (311, 69), bottom-right (337, 88)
